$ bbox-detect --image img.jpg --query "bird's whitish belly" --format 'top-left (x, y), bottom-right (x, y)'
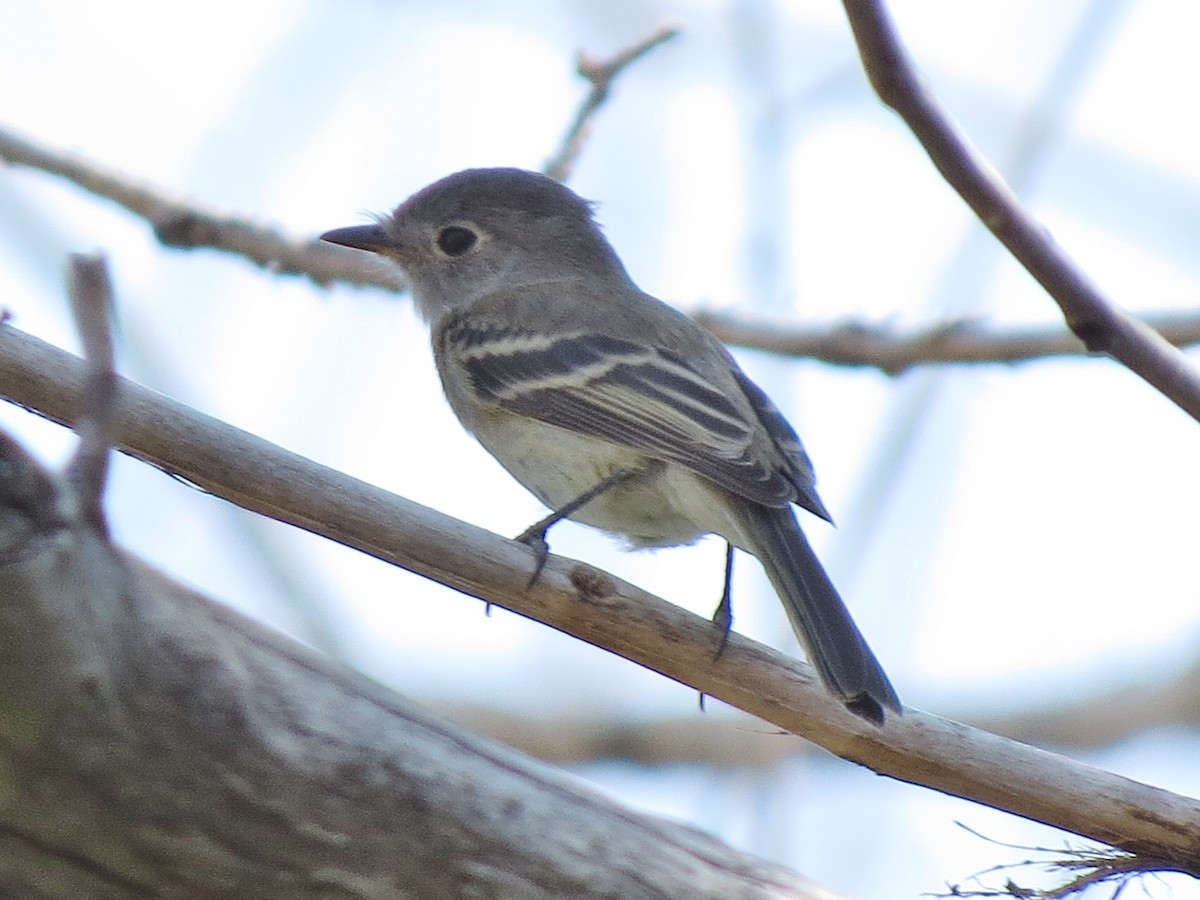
top-left (468, 412), bottom-right (714, 549)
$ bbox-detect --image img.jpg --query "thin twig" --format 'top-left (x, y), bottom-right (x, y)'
top-left (543, 25), bottom-right (681, 182)
top-left (695, 308), bottom-right (1200, 374)
top-left (839, 0), bottom-right (1200, 421)
top-left (64, 253), bottom-right (117, 532)
top-left (941, 825), bottom-right (1170, 898)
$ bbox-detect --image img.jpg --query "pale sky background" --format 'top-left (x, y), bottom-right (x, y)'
top-left (2, 1), bottom-right (1200, 897)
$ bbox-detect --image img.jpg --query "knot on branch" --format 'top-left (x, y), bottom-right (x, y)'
top-left (153, 210), bottom-right (216, 249)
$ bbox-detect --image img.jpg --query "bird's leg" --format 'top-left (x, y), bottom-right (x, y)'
top-left (698, 543), bottom-right (737, 712)
top-left (711, 542), bottom-right (735, 659)
top-left (514, 467), bottom-right (640, 587)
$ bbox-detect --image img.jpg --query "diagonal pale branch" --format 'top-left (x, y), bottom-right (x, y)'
top-left (840, 0), bottom-right (1200, 420)
top-left (1, 323), bottom-right (1199, 875)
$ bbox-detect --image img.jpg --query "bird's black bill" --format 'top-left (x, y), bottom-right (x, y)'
top-left (319, 224), bottom-right (395, 253)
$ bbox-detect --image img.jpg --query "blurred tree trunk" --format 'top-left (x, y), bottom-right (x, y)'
top-left (0, 425), bottom-right (839, 899)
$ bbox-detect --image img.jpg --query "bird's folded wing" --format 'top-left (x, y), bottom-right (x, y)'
top-left (441, 319), bottom-right (797, 507)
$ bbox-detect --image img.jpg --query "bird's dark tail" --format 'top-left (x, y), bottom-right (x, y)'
top-left (733, 503), bottom-right (901, 724)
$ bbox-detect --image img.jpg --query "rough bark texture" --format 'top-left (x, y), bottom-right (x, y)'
top-left (0, 432), bottom-right (838, 899)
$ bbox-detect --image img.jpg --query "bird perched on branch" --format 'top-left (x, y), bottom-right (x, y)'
top-left (322, 167), bottom-right (901, 724)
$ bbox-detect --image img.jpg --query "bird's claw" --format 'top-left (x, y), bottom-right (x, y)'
top-left (515, 526), bottom-right (551, 589)
top-left (711, 594), bottom-right (733, 661)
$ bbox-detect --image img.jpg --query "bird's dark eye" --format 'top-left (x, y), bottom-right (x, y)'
top-left (437, 226), bottom-right (477, 256)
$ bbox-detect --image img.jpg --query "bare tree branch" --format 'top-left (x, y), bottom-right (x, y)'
top-left (839, 0), bottom-right (1200, 420)
top-left (0, 24), bottom-right (683, 291)
top-left (2, 323), bottom-right (1199, 876)
top-left (431, 627), bottom-right (1200, 766)
top-left (543, 24), bottom-right (681, 182)
top-left (695, 308), bottom-right (1200, 374)
top-left (9, 119), bottom-right (1196, 375)
top-left (0, 123), bottom-right (401, 291)
top-left (0, 24), bottom-right (683, 299)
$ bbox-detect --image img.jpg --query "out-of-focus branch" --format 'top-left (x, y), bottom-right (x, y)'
top-left (63, 254), bottom-right (117, 529)
top-left (436, 644), bottom-right (1200, 766)
top-left (543, 25), bottom-right (681, 182)
top-left (694, 308), bottom-right (1200, 374)
top-left (839, 0), bottom-right (1200, 420)
top-left (13, 113), bottom-right (1199, 376)
top-left (0, 123), bottom-right (402, 291)
top-left (0, 27), bottom-right (683, 295)
top-left (7, 118), bottom-right (1199, 375)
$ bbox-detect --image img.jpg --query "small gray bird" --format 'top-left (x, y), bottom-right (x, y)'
top-left (322, 168), bottom-right (901, 723)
